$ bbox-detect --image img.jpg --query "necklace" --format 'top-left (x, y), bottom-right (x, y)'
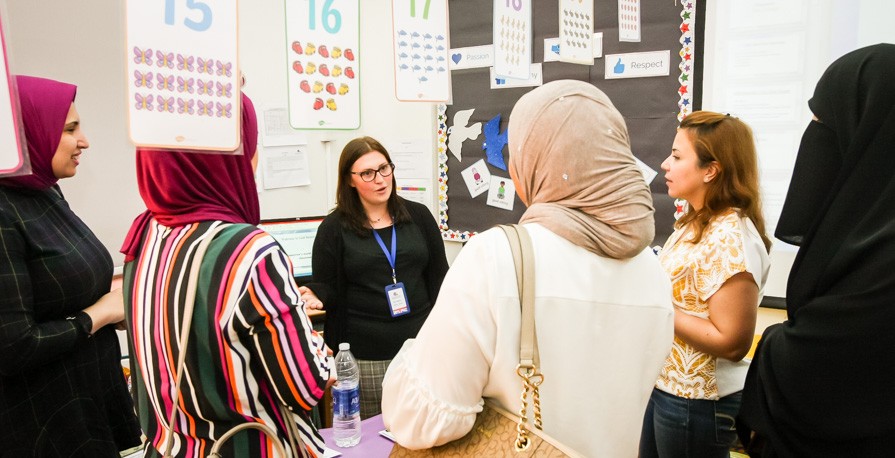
top-left (370, 216), bottom-right (382, 223)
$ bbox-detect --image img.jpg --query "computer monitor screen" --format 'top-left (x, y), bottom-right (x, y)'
top-left (258, 217), bottom-right (325, 281)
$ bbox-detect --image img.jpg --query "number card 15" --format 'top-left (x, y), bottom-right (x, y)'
top-left (126, 0), bottom-right (241, 151)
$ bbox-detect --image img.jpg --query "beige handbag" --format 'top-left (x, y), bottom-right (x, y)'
top-left (389, 225), bottom-right (580, 457)
top-left (159, 225), bottom-right (306, 458)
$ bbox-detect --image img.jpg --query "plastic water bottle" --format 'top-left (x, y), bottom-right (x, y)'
top-left (332, 343), bottom-right (361, 447)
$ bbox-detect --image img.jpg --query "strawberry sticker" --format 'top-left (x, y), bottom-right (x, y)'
top-left (292, 61), bottom-right (304, 74)
top-left (344, 48), bottom-right (355, 61)
top-left (313, 98), bottom-right (324, 110)
top-left (291, 41), bottom-right (303, 54)
top-left (300, 80), bottom-right (311, 93)
top-left (326, 82), bottom-right (337, 94)
top-left (318, 45), bottom-right (329, 58)
top-left (319, 64), bottom-right (330, 76)
top-left (344, 67), bottom-right (355, 79)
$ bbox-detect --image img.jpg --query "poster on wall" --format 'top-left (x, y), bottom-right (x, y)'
top-left (558, 0), bottom-right (594, 64)
top-left (0, 18), bottom-right (25, 177)
top-left (391, 0), bottom-right (451, 102)
top-left (286, 0), bottom-right (360, 129)
top-left (492, 0), bottom-right (532, 80)
top-left (618, 0), bottom-right (642, 42)
top-left (437, 0), bottom-right (699, 244)
top-left (125, 0), bottom-right (241, 151)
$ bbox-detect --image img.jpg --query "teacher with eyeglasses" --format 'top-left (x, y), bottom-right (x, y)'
top-left (300, 136), bottom-right (448, 419)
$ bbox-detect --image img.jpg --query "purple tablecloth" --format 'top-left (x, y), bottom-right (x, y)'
top-left (319, 414), bottom-right (395, 457)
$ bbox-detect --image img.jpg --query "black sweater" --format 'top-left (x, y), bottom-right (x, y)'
top-left (305, 199), bottom-right (449, 359)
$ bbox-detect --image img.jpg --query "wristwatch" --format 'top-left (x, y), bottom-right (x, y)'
top-left (66, 311), bottom-right (94, 338)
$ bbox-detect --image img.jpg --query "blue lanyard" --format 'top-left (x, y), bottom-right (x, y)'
top-left (372, 225), bottom-right (397, 284)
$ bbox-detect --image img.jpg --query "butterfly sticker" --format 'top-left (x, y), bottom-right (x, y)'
top-left (133, 46), bottom-right (153, 66)
top-left (215, 102), bottom-right (232, 118)
top-left (215, 82), bottom-right (232, 98)
top-left (156, 50), bottom-right (174, 69)
top-left (446, 108), bottom-right (482, 161)
top-left (156, 73), bottom-right (175, 91)
top-left (133, 70), bottom-right (153, 89)
top-left (216, 60), bottom-right (232, 77)
top-left (134, 93), bottom-right (153, 111)
top-left (176, 54), bottom-right (195, 72)
top-left (197, 57), bottom-right (214, 74)
top-left (157, 95), bottom-right (175, 113)
top-left (196, 100), bottom-right (214, 117)
top-left (177, 76), bottom-right (194, 94)
top-left (196, 79), bottom-right (214, 96)
top-left (177, 98), bottom-right (195, 115)
top-left (482, 114), bottom-right (509, 171)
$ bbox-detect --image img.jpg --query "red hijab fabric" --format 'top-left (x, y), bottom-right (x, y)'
top-left (120, 93), bottom-right (259, 261)
top-left (0, 75), bottom-right (77, 190)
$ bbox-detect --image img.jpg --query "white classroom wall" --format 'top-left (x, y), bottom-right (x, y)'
top-left (702, 0), bottom-right (895, 298)
top-left (2, 0), bottom-right (460, 268)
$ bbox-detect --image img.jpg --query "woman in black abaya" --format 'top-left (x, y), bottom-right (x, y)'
top-left (738, 43), bottom-right (895, 457)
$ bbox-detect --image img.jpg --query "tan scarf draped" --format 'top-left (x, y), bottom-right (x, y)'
top-left (507, 80), bottom-right (654, 259)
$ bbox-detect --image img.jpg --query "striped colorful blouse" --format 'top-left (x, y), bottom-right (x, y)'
top-left (124, 220), bottom-right (333, 458)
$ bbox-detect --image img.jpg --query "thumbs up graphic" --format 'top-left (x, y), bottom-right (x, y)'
top-left (613, 58), bottom-right (625, 74)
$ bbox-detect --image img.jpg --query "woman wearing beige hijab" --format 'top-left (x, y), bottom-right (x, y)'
top-left (381, 80), bottom-right (674, 457)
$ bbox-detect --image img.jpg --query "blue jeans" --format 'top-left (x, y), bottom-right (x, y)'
top-left (639, 388), bottom-right (742, 458)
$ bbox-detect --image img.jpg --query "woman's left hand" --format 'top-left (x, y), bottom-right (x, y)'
top-left (298, 286), bottom-right (324, 310)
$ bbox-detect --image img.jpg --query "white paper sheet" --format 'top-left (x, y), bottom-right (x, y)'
top-left (261, 145), bottom-right (311, 190)
top-left (259, 106), bottom-right (307, 147)
top-left (386, 139), bottom-right (431, 179)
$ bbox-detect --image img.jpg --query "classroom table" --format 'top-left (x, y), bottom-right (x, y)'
top-left (319, 414), bottom-right (395, 457)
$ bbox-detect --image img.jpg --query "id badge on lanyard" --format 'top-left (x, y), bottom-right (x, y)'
top-left (373, 226), bottom-right (410, 317)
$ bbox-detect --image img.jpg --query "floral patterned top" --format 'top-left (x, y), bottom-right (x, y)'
top-left (656, 209), bottom-right (770, 400)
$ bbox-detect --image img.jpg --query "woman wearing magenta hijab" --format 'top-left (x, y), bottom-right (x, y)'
top-left (0, 76), bottom-right (141, 456)
top-left (121, 94), bottom-right (334, 458)
top-left (738, 44), bottom-right (895, 457)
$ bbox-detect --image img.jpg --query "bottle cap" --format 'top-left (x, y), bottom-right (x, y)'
top-left (339, 342), bottom-right (350, 351)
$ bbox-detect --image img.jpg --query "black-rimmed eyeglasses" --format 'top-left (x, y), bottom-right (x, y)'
top-left (351, 163), bottom-right (395, 182)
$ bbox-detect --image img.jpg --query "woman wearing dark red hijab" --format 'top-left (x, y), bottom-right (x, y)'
top-left (0, 76), bottom-right (141, 456)
top-left (121, 94), bottom-right (334, 458)
top-left (739, 44), bottom-right (895, 457)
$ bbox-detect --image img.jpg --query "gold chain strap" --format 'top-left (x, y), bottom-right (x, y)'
top-left (531, 372), bottom-right (543, 430)
top-left (514, 365), bottom-right (546, 451)
top-left (501, 224), bottom-right (544, 454)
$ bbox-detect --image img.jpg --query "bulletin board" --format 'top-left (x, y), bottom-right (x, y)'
top-left (437, 0), bottom-right (704, 244)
